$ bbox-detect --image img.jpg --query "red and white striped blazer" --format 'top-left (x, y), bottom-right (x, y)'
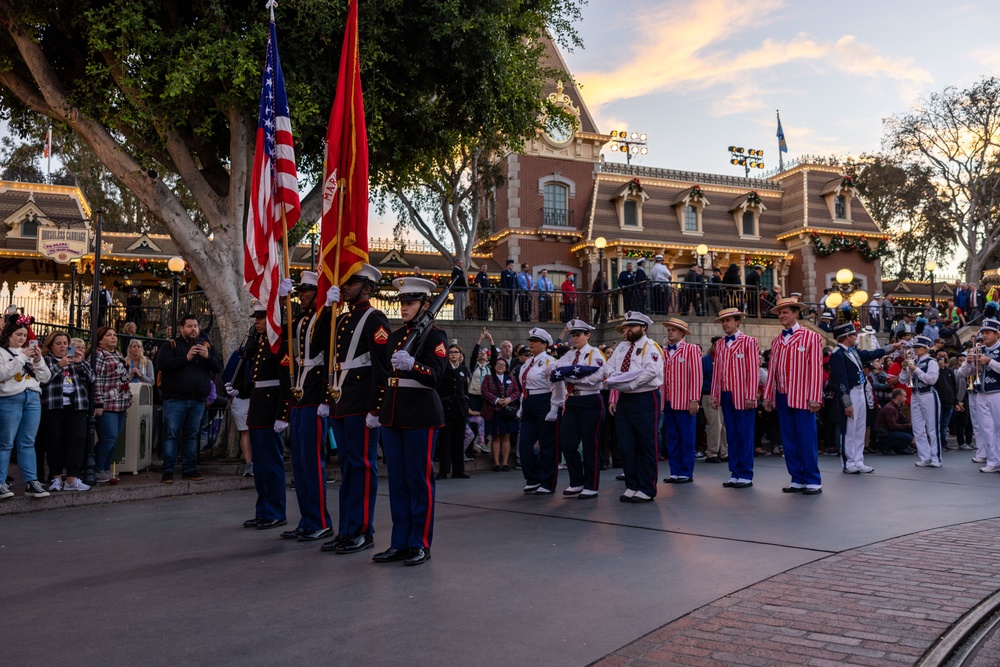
top-left (762, 326), bottom-right (823, 409)
top-left (711, 332), bottom-right (760, 410)
top-left (661, 339), bottom-right (703, 410)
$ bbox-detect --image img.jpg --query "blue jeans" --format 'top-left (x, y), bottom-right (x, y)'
top-left (161, 399), bottom-right (205, 474)
top-left (940, 406), bottom-right (954, 449)
top-left (95, 410), bottom-right (127, 472)
top-left (0, 391), bottom-right (42, 483)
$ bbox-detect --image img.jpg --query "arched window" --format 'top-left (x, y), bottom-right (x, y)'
top-left (21, 213), bottom-right (38, 238)
top-left (543, 183), bottom-right (569, 226)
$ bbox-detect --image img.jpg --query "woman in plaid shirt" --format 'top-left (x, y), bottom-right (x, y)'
top-left (38, 332), bottom-right (95, 491)
top-left (90, 327), bottom-right (133, 484)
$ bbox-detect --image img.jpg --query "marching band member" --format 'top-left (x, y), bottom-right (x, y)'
top-left (318, 264), bottom-right (391, 555)
top-left (518, 327), bottom-right (565, 495)
top-left (374, 277), bottom-right (448, 567)
top-left (762, 297), bottom-right (824, 494)
top-left (967, 320), bottom-right (1000, 473)
top-left (242, 300), bottom-right (291, 531)
top-left (710, 307), bottom-right (760, 489)
top-left (284, 271), bottom-right (334, 541)
top-left (956, 332), bottom-right (986, 464)
top-left (602, 312), bottom-right (664, 503)
top-left (550, 320), bottom-right (605, 498)
top-left (828, 322), bottom-right (900, 475)
top-left (899, 335), bottom-right (942, 468)
top-left (659, 317), bottom-right (702, 484)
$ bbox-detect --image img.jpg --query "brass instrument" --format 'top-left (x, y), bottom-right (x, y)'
top-left (903, 347), bottom-right (916, 388)
top-left (968, 342), bottom-right (983, 392)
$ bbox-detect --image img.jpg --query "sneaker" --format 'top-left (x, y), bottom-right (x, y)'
top-left (62, 478), bottom-right (91, 491)
top-left (182, 470), bottom-right (204, 481)
top-left (929, 461), bottom-right (942, 468)
top-left (843, 466), bottom-right (860, 474)
top-left (25, 480), bottom-right (50, 498)
top-left (915, 460), bottom-right (931, 467)
top-left (959, 444), bottom-right (975, 451)
top-left (243, 462), bottom-right (254, 478)
top-left (980, 465), bottom-right (1000, 473)
top-left (972, 457), bottom-right (988, 464)
top-left (94, 470), bottom-right (112, 484)
top-left (694, 451), bottom-right (706, 460)
top-left (161, 471), bottom-right (174, 484)
top-left (0, 483), bottom-right (13, 499)
top-left (48, 477), bottom-right (63, 491)
top-left (856, 464), bottom-right (874, 473)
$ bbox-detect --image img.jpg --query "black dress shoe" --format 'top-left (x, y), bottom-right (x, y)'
top-left (722, 481), bottom-right (736, 488)
top-left (720, 456), bottom-right (729, 462)
top-left (280, 528), bottom-right (305, 539)
top-left (334, 533), bottom-right (375, 554)
top-left (257, 518), bottom-right (287, 530)
top-left (801, 487), bottom-right (822, 495)
top-left (243, 518), bottom-right (262, 528)
top-left (615, 473), bottom-right (625, 481)
top-left (298, 527), bottom-right (334, 542)
top-left (781, 486), bottom-right (804, 493)
top-left (705, 457), bottom-right (721, 463)
top-left (404, 547), bottom-right (431, 566)
top-left (452, 473), bottom-right (470, 479)
top-left (372, 548), bottom-right (410, 563)
top-left (320, 534), bottom-right (347, 552)
top-left (733, 481), bottom-right (753, 489)
top-left (436, 473), bottom-right (448, 480)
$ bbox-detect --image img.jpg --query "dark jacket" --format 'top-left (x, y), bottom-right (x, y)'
top-left (330, 300), bottom-right (391, 418)
top-left (246, 331), bottom-right (293, 427)
top-left (438, 363), bottom-right (470, 420)
top-left (155, 335), bottom-right (223, 401)
top-left (936, 366), bottom-right (957, 410)
top-left (379, 324), bottom-right (448, 429)
top-left (875, 401), bottom-right (911, 435)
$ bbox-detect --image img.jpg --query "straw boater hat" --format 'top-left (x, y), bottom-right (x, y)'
top-left (615, 311), bottom-right (654, 332)
top-left (662, 317), bottom-right (691, 335)
top-left (714, 307), bottom-right (745, 322)
top-left (770, 297), bottom-right (805, 314)
top-left (391, 276), bottom-right (436, 301)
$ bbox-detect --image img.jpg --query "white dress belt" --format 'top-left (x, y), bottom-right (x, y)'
top-left (254, 379), bottom-right (280, 388)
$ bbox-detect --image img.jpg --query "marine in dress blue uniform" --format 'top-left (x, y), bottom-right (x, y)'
top-left (283, 271), bottom-right (335, 542)
top-left (517, 327), bottom-right (565, 495)
top-left (316, 264), bottom-right (391, 555)
top-left (373, 277), bottom-right (448, 567)
top-left (551, 319), bottom-right (605, 498)
top-left (242, 301), bottom-right (292, 530)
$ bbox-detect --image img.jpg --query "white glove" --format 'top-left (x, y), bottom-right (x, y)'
top-left (606, 368), bottom-right (643, 390)
top-left (277, 278), bottom-right (294, 298)
top-left (365, 412), bottom-right (380, 429)
top-left (544, 408), bottom-right (558, 422)
top-left (325, 286), bottom-right (341, 307)
top-left (391, 350), bottom-right (416, 372)
top-left (317, 403), bottom-right (330, 417)
top-left (224, 382), bottom-right (239, 398)
top-left (516, 406), bottom-right (523, 420)
top-left (273, 419), bottom-right (289, 433)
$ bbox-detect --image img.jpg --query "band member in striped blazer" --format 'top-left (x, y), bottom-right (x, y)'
top-left (659, 317), bottom-right (702, 484)
top-left (762, 297), bottom-right (824, 495)
top-left (710, 307), bottom-right (760, 489)
top-left (550, 320), bottom-right (605, 499)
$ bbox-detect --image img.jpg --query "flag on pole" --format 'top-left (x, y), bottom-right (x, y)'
top-left (317, 0), bottom-right (369, 300)
top-left (244, 18), bottom-right (301, 352)
top-left (43, 127), bottom-right (51, 159)
top-left (776, 113), bottom-right (788, 154)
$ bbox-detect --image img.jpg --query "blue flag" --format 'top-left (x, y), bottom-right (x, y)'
top-left (776, 116), bottom-right (788, 154)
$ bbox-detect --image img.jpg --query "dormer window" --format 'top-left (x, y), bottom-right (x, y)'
top-left (624, 200), bottom-right (638, 227)
top-left (821, 174), bottom-right (855, 222)
top-left (21, 213), bottom-right (38, 238)
top-left (730, 191), bottom-right (765, 239)
top-left (672, 185), bottom-right (709, 236)
top-left (742, 211), bottom-right (755, 235)
top-left (835, 195), bottom-right (847, 219)
top-left (612, 178), bottom-right (649, 231)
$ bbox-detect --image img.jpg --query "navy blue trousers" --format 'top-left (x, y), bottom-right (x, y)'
top-left (776, 392), bottom-right (822, 486)
top-left (248, 427), bottom-right (286, 522)
top-left (330, 414), bottom-right (378, 539)
top-left (560, 394), bottom-right (605, 490)
top-left (289, 405), bottom-right (332, 532)
top-left (381, 426), bottom-right (438, 550)
top-left (661, 407), bottom-right (696, 478)
top-left (519, 393), bottom-right (559, 490)
top-left (721, 392), bottom-right (755, 480)
top-left (616, 390), bottom-right (661, 497)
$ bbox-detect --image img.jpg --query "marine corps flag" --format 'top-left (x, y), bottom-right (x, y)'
top-left (317, 0), bottom-right (369, 300)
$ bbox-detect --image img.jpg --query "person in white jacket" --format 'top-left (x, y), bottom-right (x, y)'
top-left (0, 314), bottom-right (53, 499)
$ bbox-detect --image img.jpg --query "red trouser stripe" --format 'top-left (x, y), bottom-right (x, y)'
top-left (421, 429), bottom-right (434, 548)
top-left (361, 424), bottom-right (372, 532)
top-left (315, 414), bottom-right (328, 529)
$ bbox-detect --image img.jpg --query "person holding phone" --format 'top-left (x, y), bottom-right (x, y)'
top-left (126, 339), bottom-right (154, 384)
top-left (39, 331), bottom-right (94, 491)
top-left (91, 327), bottom-right (133, 483)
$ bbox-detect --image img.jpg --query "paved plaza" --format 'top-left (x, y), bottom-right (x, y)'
top-left (4, 451), bottom-right (1000, 666)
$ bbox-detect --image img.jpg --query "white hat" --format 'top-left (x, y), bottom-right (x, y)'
top-left (616, 311), bottom-right (654, 330)
top-left (654, 254), bottom-right (664, 261)
top-left (527, 327), bottom-right (553, 345)
top-left (912, 335), bottom-right (933, 348)
top-left (250, 298), bottom-right (265, 317)
top-left (981, 318), bottom-right (1000, 333)
top-left (297, 271), bottom-right (319, 291)
top-left (637, 258), bottom-right (646, 265)
top-left (392, 276), bottom-right (436, 300)
top-left (861, 326), bottom-right (875, 334)
top-left (345, 263), bottom-right (382, 283)
top-left (565, 319), bottom-right (594, 334)
top-left (873, 292), bottom-right (882, 298)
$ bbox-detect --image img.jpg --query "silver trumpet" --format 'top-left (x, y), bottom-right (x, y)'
top-left (970, 342), bottom-right (984, 392)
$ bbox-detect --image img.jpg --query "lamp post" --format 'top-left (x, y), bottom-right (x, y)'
top-left (68, 260), bottom-right (77, 331)
top-left (83, 209), bottom-right (105, 487)
top-left (925, 260), bottom-right (937, 315)
top-left (823, 268), bottom-right (869, 323)
top-left (696, 243), bottom-right (708, 268)
top-left (168, 256), bottom-right (185, 334)
top-left (307, 222), bottom-right (320, 272)
top-left (595, 237), bottom-right (607, 322)
top-left (608, 130), bottom-right (648, 169)
top-left (728, 146), bottom-right (765, 177)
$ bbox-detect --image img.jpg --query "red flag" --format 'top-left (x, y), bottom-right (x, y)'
top-left (43, 127), bottom-right (51, 159)
top-left (244, 19), bottom-right (301, 352)
top-left (318, 0), bottom-right (369, 300)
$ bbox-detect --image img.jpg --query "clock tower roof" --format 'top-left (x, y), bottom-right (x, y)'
top-left (540, 35), bottom-right (600, 136)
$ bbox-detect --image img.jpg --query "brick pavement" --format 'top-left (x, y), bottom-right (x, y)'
top-left (593, 518), bottom-right (1000, 667)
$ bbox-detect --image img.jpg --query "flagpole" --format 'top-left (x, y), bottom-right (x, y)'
top-left (777, 110), bottom-right (784, 172)
top-left (327, 181), bottom-right (346, 402)
top-left (279, 209), bottom-right (297, 392)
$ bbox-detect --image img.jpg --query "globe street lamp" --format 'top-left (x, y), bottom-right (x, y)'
top-left (696, 243), bottom-right (708, 268)
top-left (168, 256), bottom-right (185, 334)
top-left (925, 260), bottom-right (938, 315)
top-left (824, 268), bottom-right (869, 323)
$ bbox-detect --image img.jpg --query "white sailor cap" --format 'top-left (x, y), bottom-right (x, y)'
top-left (250, 298), bottom-right (265, 317)
top-left (296, 270), bottom-right (319, 291)
top-left (344, 263), bottom-right (382, 284)
top-left (392, 276), bottom-right (436, 301)
top-left (565, 319), bottom-right (594, 334)
top-left (527, 327), bottom-right (553, 345)
top-left (980, 318), bottom-right (1000, 333)
top-left (912, 335), bottom-right (933, 349)
top-left (619, 311), bottom-right (654, 328)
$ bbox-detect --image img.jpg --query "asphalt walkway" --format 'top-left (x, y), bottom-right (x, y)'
top-left (3, 449), bottom-right (1000, 666)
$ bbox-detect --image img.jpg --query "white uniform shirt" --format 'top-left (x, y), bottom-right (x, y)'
top-left (552, 343), bottom-right (606, 405)
top-left (603, 335), bottom-right (665, 394)
top-left (518, 352), bottom-right (565, 411)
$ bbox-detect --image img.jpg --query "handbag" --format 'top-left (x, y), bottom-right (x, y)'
top-left (498, 404), bottom-right (518, 420)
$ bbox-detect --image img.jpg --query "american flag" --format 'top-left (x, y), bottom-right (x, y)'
top-left (245, 19), bottom-right (300, 352)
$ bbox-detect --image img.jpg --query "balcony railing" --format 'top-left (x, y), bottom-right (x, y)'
top-left (600, 161), bottom-right (783, 191)
top-left (541, 207), bottom-right (574, 227)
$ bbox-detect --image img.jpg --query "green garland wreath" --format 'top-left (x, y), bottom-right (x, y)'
top-left (810, 232), bottom-right (887, 261)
